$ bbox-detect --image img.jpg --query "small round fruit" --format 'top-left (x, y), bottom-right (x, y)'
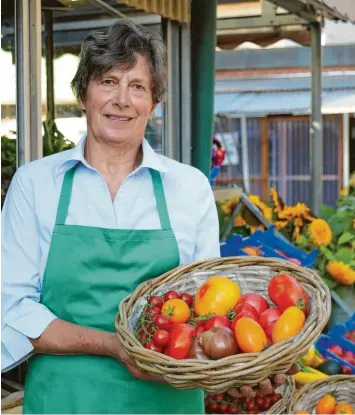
top-left (146, 306), bottom-right (161, 316)
top-left (231, 311), bottom-right (258, 331)
top-left (237, 293), bottom-right (269, 316)
top-left (147, 296), bottom-right (164, 309)
top-left (205, 315), bottom-right (231, 331)
top-left (316, 395), bottom-right (337, 415)
top-left (334, 403), bottom-right (354, 414)
top-left (153, 329), bottom-right (170, 347)
top-left (234, 317), bottom-right (268, 353)
top-left (153, 315), bottom-right (171, 331)
top-left (194, 276), bottom-right (241, 316)
top-left (144, 342), bottom-right (162, 353)
top-left (180, 292), bottom-right (193, 307)
top-left (164, 290), bottom-right (180, 301)
top-left (161, 299), bottom-right (191, 323)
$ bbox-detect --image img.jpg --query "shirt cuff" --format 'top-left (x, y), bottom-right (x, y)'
top-left (1, 325), bottom-right (34, 372)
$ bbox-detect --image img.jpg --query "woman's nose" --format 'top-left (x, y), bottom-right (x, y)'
top-left (113, 84), bottom-right (131, 107)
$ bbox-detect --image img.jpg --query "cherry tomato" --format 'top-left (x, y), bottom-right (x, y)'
top-left (164, 290), bottom-right (180, 301)
top-left (229, 405), bottom-right (238, 414)
top-left (255, 396), bottom-right (264, 408)
top-left (246, 401), bottom-right (256, 411)
top-left (219, 403), bottom-right (229, 413)
top-left (180, 292), bottom-right (193, 307)
top-left (153, 329), bottom-right (170, 347)
top-left (205, 315), bottom-right (231, 331)
top-left (165, 323), bottom-right (196, 359)
top-left (342, 365), bottom-right (352, 375)
top-left (161, 299), bottom-right (191, 324)
top-left (154, 314), bottom-right (171, 331)
top-left (268, 274), bottom-right (310, 316)
top-left (214, 393), bottom-right (224, 401)
top-left (271, 394), bottom-right (281, 404)
top-left (237, 293), bottom-right (269, 316)
top-left (208, 402), bottom-right (218, 412)
top-left (195, 326), bottom-right (205, 336)
top-left (231, 311), bottom-right (258, 331)
top-left (234, 302), bottom-right (258, 317)
top-left (147, 295), bottom-right (164, 309)
top-left (263, 397), bottom-right (272, 410)
top-left (235, 318), bottom-right (268, 353)
top-left (146, 306), bottom-right (161, 316)
top-left (144, 342), bottom-right (162, 353)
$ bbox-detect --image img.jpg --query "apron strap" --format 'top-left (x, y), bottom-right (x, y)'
top-left (149, 169), bottom-right (171, 230)
top-left (55, 164), bottom-right (79, 226)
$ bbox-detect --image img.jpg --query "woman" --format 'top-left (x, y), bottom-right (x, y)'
top-left (2, 20), bottom-right (293, 414)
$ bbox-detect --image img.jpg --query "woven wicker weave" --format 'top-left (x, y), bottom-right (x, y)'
top-left (268, 376), bottom-right (296, 414)
top-left (288, 375), bottom-right (355, 414)
top-left (115, 257), bottom-right (331, 392)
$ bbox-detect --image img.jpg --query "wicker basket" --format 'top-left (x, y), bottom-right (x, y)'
top-left (115, 257), bottom-right (331, 392)
top-left (288, 375), bottom-right (355, 414)
top-left (268, 376), bottom-right (296, 414)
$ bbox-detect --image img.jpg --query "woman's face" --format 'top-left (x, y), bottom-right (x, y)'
top-left (82, 54), bottom-right (156, 146)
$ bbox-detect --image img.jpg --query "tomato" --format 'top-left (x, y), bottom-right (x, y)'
top-left (195, 326), bottom-right (205, 336)
top-left (272, 306), bottom-right (305, 343)
top-left (208, 402), bottom-right (218, 412)
top-left (255, 396), bottom-right (264, 408)
top-left (147, 295), bottom-right (164, 309)
top-left (237, 293), bottom-right (269, 316)
top-left (165, 323), bottom-right (196, 359)
top-left (146, 306), bottom-right (161, 316)
top-left (268, 274), bottom-right (310, 316)
top-left (246, 401), bottom-right (256, 411)
top-left (219, 403), bottom-right (228, 413)
top-left (234, 317), bottom-right (268, 353)
top-left (342, 365), bottom-right (352, 375)
top-left (164, 290), bottom-right (180, 301)
top-left (144, 341), bottom-right (162, 353)
top-left (139, 330), bottom-right (149, 344)
top-left (316, 394), bottom-right (337, 415)
top-left (259, 308), bottom-right (282, 338)
top-left (205, 315), bottom-right (231, 331)
top-left (263, 397), bottom-right (272, 410)
top-left (234, 302), bottom-right (258, 317)
top-left (229, 405), bottom-right (238, 414)
top-left (194, 276), bottom-right (241, 316)
top-left (231, 311), bottom-right (258, 331)
top-left (334, 403), bottom-right (354, 414)
top-left (153, 329), bottom-right (170, 347)
top-left (153, 314), bottom-right (171, 331)
top-left (214, 393), bottom-right (224, 401)
top-left (161, 299), bottom-right (191, 323)
top-left (180, 292), bottom-right (193, 307)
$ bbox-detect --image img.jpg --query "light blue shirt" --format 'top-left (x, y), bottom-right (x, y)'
top-left (1, 137), bottom-right (220, 372)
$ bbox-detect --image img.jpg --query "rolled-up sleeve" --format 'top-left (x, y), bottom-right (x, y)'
top-left (193, 173), bottom-right (221, 261)
top-left (1, 169), bottom-right (57, 372)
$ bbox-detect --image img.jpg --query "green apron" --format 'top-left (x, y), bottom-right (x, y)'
top-left (23, 164), bottom-right (204, 414)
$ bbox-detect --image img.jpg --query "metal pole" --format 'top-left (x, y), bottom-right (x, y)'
top-left (342, 113), bottom-right (350, 188)
top-left (45, 11), bottom-right (55, 121)
top-left (29, 0), bottom-right (43, 161)
top-left (180, 23), bottom-right (191, 166)
top-left (15, 0), bottom-right (31, 167)
top-left (310, 22), bottom-right (323, 215)
top-left (240, 116), bottom-right (251, 194)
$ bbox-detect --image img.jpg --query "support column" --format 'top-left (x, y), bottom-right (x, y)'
top-left (191, 0), bottom-right (217, 178)
top-left (45, 11), bottom-right (55, 121)
top-left (180, 23), bottom-right (191, 166)
top-left (310, 22), bottom-right (323, 215)
top-left (342, 113), bottom-right (350, 188)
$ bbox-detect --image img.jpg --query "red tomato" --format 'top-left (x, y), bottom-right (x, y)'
top-left (219, 403), bottom-right (228, 413)
top-left (139, 330), bottom-right (149, 344)
top-left (268, 274), bottom-right (310, 316)
top-left (154, 315), bottom-right (171, 331)
top-left (255, 396), bottom-right (264, 409)
top-left (263, 397), bottom-right (272, 410)
top-left (147, 296), bottom-right (164, 309)
top-left (146, 306), bottom-right (161, 316)
top-left (195, 326), bottom-right (205, 336)
top-left (153, 329), bottom-right (170, 347)
top-left (144, 342), bottom-right (162, 353)
top-left (205, 315), bottom-right (231, 331)
top-left (259, 308), bottom-right (282, 338)
top-left (180, 292), bottom-right (193, 307)
top-left (208, 402), bottom-right (218, 412)
top-left (231, 311), bottom-right (258, 331)
top-left (164, 290), bottom-right (180, 301)
top-left (165, 323), bottom-right (196, 359)
top-left (237, 294), bottom-right (269, 316)
top-left (234, 302), bottom-right (258, 317)
top-left (229, 405), bottom-right (238, 414)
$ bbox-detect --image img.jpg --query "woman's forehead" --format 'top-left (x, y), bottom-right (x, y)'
top-left (105, 55), bottom-right (151, 79)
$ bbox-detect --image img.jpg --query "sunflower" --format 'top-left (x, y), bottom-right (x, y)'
top-left (234, 215), bottom-right (246, 227)
top-left (248, 195), bottom-right (270, 221)
top-left (340, 187), bottom-right (349, 198)
top-left (308, 219), bottom-right (332, 246)
top-left (220, 197), bottom-right (239, 215)
top-left (270, 188), bottom-right (284, 214)
top-left (326, 261), bottom-right (355, 285)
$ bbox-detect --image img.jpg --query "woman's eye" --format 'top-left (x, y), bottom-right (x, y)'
top-left (132, 84), bottom-right (145, 91)
top-left (102, 79), bottom-right (114, 85)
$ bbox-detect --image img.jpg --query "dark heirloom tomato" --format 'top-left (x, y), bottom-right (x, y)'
top-left (268, 274), bottom-right (310, 316)
top-left (165, 323), bottom-right (196, 359)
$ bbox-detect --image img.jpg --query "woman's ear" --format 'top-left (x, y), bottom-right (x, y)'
top-left (78, 99), bottom-right (86, 112)
top-left (149, 103), bottom-right (158, 120)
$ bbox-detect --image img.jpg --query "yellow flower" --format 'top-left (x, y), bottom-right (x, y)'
top-left (264, 207), bottom-right (273, 222)
top-left (248, 194), bottom-right (270, 221)
top-left (234, 215), bottom-right (246, 227)
top-left (292, 226), bottom-right (301, 241)
top-left (270, 188), bottom-right (284, 213)
top-left (309, 219), bottom-right (332, 246)
top-left (275, 220), bottom-right (288, 230)
top-left (340, 187), bottom-right (349, 198)
top-left (220, 197), bottom-right (239, 215)
top-left (326, 261), bottom-right (355, 285)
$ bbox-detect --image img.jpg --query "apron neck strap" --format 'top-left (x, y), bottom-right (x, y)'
top-left (149, 169), bottom-right (171, 230)
top-left (55, 165), bottom-right (171, 230)
top-left (55, 163), bottom-right (79, 226)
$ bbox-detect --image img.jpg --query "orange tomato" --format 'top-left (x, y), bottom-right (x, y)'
top-left (234, 317), bottom-right (268, 353)
top-left (161, 299), bottom-right (191, 323)
top-left (272, 306), bottom-right (305, 343)
top-left (194, 276), bottom-right (241, 316)
top-left (316, 395), bottom-right (337, 415)
top-left (242, 247), bottom-right (261, 256)
top-left (334, 403), bottom-right (354, 414)
top-left (295, 411), bottom-right (311, 414)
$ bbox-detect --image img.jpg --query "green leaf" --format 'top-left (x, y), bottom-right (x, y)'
top-left (338, 231), bottom-right (355, 245)
top-left (334, 247), bottom-right (355, 264)
top-left (322, 276), bottom-right (338, 290)
top-left (334, 284), bottom-right (350, 300)
top-left (320, 204), bottom-right (336, 221)
top-left (328, 211), bottom-right (354, 237)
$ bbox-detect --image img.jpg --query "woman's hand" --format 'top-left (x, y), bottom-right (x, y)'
top-left (227, 363), bottom-right (300, 398)
top-left (107, 335), bottom-right (165, 383)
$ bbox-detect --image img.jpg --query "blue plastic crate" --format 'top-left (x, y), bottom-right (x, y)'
top-left (326, 312), bottom-right (355, 352)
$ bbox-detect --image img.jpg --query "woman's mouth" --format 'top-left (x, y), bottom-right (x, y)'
top-left (105, 114), bottom-right (133, 122)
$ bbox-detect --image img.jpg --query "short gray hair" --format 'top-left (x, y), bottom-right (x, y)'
top-left (71, 20), bottom-right (167, 104)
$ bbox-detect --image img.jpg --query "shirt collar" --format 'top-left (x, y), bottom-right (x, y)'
top-left (56, 136), bottom-right (168, 177)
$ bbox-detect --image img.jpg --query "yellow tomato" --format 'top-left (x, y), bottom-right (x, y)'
top-left (272, 306), bottom-right (305, 343)
top-left (316, 395), bottom-right (337, 415)
top-left (194, 276), bottom-right (241, 316)
top-left (161, 299), bottom-right (191, 323)
top-left (234, 317), bottom-right (268, 353)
